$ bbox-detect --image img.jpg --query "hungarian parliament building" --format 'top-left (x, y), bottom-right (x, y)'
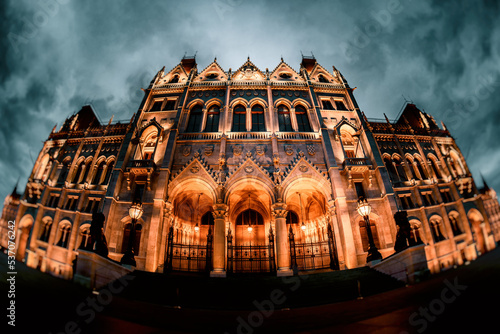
top-left (1, 55), bottom-right (499, 281)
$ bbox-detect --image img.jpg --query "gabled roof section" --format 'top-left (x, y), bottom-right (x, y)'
top-left (281, 151), bottom-right (330, 186)
top-left (170, 153), bottom-right (217, 184)
top-left (226, 152), bottom-right (273, 186)
top-left (270, 58), bottom-right (304, 82)
top-left (334, 116), bottom-right (360, 132)
top-left (309, 62), bottom-right (342, 85)
top-left (232, 57), bottom-right (266, 81)
top-left (157, 62), bottom-right (190, 86)
top-left (193, 58), bottom-right (228, 82)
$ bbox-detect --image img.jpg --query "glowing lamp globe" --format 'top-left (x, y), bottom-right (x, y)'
top-left (356, 198), bottom-right (371, 218)
top-left (129, 202), bottom-right (144, 220)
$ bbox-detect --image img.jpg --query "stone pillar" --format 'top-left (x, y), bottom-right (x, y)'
top-left (272, 203), bottom-right (293, 276)
top-left (211, 204), bottom-right (228, 277)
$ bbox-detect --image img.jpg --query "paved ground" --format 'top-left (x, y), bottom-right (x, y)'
top-left (2, 247), bottom-right (500, 333)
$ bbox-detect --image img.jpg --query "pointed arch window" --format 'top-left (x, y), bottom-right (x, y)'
top-left (251, 104), bottom-right (265, 132)
top-left (429, 157), bottom-right (442, 179)
top-left (384, 157), bottom-right (398, 182)
top-left (295, 105), bottom-right (312, 132)
top-left (186, 105), bottom-right (203, 133)
top-left (278, 104), bottom-right (293, 132)
top-left (103, 160), bottom-right (115, 185)
top-left (236, 209), bottom-right (264, 226)
top-left (415, 157), bottom-right (428, 180)
top-left (286, 211), bottom-right (299, 225)
top-left (201, 212), bottom-right (215, 226)
top-left (204, 105), bottom-right (220, 132)
top-left (58, 160), bottom-right (70, 184)
top-left (394, 156), bottom-right (409, 182)
top-left (232, 104), bottom-right (247, 132)
top-left (429, 217), bottom-right (446, 242)
top-left (91, 160), bottom-right (106, 185)
top-left (169, 75), bottom-right (179, 83)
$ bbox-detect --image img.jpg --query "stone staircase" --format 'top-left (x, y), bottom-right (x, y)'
top-left (116, 267), bottom-right (405, 310)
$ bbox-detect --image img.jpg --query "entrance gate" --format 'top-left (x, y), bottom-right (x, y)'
top-left (289, 223), bottom-right (339, 271)
top-left (227, 228), bottom-right (276, 274)
top-left (165, 226), bottom-right (213, 273)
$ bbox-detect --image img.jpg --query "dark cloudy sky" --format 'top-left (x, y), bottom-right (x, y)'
top-left (1, 0), bottom-right (499, 201)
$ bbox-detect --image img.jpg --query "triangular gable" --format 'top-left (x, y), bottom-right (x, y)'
top-left (334, 116), bottom-right (359, 133)
top-left (269, 59), bottom-right (304, 81)
top-left (281, 152), bottom-right (330, 189)
top-left (193, 58), bottom-right (228, 82)
top-left (309, 63), bottom-right (342, 84)
top-left (232, 58), bottom-right (266, 81)
top-left (169, 155), bottom-right (217, 187)
top-left (226, 155), bottom-right (273, 187)
top-left (156, 63), bottom-right (190, 85)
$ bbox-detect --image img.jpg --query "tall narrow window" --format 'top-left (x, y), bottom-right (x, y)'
top-left (355, 182), bottom-right (366, 200)
top-left (430, 158), bottom-right (442, 179)
top-left (204, 105), bottom-right (220, 132)
top-left (39, 218), bottom-right (52, 242)
top-left (92, 160), bottom-right (105, 185)
top-left (295, 106), bottom-right (312, 132)
top-left (251, 104), bottom-right (265, 132)
top-left (415, 158), bottom-right (427, 180)
top-left (394, 156), bottom-right (408, 181)
top-left (232, 104), bottom-right (247, 132)
top-left (186, 105), bottom-right (203, 132)
top-left (384, 157), bottom-right (398, 182)
top-left (278, 105), bottom-right (293, 132)
top-left (58, 160), bottom-right (70, 184)
top-left (102, 161), bottom-right (115, 185)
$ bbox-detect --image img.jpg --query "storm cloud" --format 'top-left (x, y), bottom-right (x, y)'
top-left (1, 0), bottom-right (499, 200)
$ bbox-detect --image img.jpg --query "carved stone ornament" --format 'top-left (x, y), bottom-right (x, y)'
top-left (233, 145), bottom-right (243, 156)
top-left (256, 145), bottom-right (265, 156)
top-left (204, 145), bottom-right (214, 156)
top-left (183, 146), bottom-right (191, 157)
top-left (190, 165), bottom-right (200, 174)
top-left (285, 145), bottom-right (294, 156)
top-left (306, 144), bottom-right (316, 156)
top-left (299, 165), bottom-right (309, 172)
top-left (245, 165), bottom-right (254, 173)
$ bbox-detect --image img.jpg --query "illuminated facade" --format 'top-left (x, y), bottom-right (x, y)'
top-left (4, 56), bottom-right (497, 279)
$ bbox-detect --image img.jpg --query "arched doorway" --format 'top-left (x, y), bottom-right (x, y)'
top-left (284, 180), bottom-right (339, 271)
top-left (15, 215), bottom-right (34, 262)
top-left (468, 209), bottom-right (486, 256)
top-left (225, 180), bottom-right (276, 274)
top-left (165, 181), bottom-right (216, 273)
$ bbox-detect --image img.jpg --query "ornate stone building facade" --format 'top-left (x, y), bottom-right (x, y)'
top-left (5, 56), bottom-right (497, 279)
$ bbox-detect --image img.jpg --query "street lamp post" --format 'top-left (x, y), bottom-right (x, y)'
top-left (356, 197), bottom-right (382, 262)
top-left (121, 201), bottom-right (144, 266)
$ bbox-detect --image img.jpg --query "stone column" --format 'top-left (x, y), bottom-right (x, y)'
top-left (211, 204), bottom-right (228, 277)
top-left (272, 203), bottom-right (293, 276)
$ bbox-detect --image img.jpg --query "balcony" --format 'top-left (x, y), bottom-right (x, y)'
top-left (178, 132), bottom-right (222, 140)
top-left (126, 159), bottom-right (156, 175)
top-left (276, 132), bottom-right (319, 140)
top-left (342, 157), bottom-right (371, 173)
top-left (228, 132), bottom-right (271, 140)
